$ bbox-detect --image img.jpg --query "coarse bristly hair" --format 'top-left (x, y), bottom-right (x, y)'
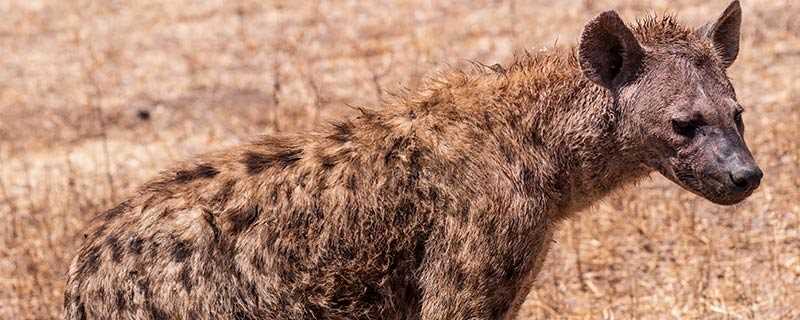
top-left (64, 2), bottom-right (759, 318)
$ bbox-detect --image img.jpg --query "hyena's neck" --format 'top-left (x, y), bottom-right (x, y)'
top-left (349, 47), bottom-right (650, 217)
top-left (490, 49), bottom-right (650, 216)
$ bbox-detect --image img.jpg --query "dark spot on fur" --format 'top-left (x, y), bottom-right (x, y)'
top-left (296, 171), bottom-right (310, 188)
top-left (396, 200), bottom-right (416, 225)
top-left (408, 149), bottom-right (422, 185)
top-left (491, 303), bottom-right (511, 320)
top-left (140, 194), bottom-right (160, 212)
top-left (76, 301), bottom-right (86, 320)
top-left (115, 290), bottom-right (127, 311)
top-left (172, 240), bottom-right (193, 263)
top-left (87, 224), bottom-right (106, 241)
top-left (384, 137), bottom-right (409, 164)
top-left (95, 287), bottom-right (106, 301)
top-left (175, 163), bottom-right (219, 183)
top-left (78, 246), bottom-right (101, 276)
top-left (460, 202), bottom-right (471, 215)
top-left (330, 293), bottom-right (353, 309)
top-left (445, 201), bottom-right (470, 223)
top-left (102, 201), bottom-right (130, 221)
top-left (500, 143), bottom-right (515, 164)
top-left (158, 208), bottom-right (173, 219)
top-left (312, 203), bottom-right (324, 220)
top-left (269, 188), bottom-right (279, 203)
top-left (231, 265), bottom-right (246, 282)
top-left (63, 290), bottom-right (71, 310)
top-left (199, 259), bottom-right (215, 280)
top-left (520, 167), bottom-right (537, 194)
top-left (431, 123), bottom-right (444, 134)
top-left (251, 252), bottom-right (265, 271)
top-left (346, 174), bottom-right (358, 191)
top-left (149, 305), bottom-right (169, 320)
top-left (319, 154), bottom-right (337, 170)
top-left (362, 284), bottom-right (382, 305)
top-left (203, 209), bottom-right (222, 242)
top-left (480, 112), bottom-right (495, 131)
top-left (136, 278), bottom-right (152, 299)
top-left (179, 265), bottom-right (193, 293)
top-left (284, 187), bottom-right (294, 203)
top-left (211, 180), bottom-right (236, 208)
top-left (413, 234), bottom-right (428, 268)
top-left (489, 63), bottom-right (505, 73)
top-left (129, 236), bottom-right (144, 255)
top-left (246, 281), bottom-right (260, 301)
top-left (453, 265), bottom-right (467, 289)
top-left (507, 114), bottom-right (521, 131)
top-left (329, 120), bottom-right (353, 142)
top-left (282, 269), bottom-right (297, 284)
top-left (314, 174), bottom-right (330, 192)
top-left (230, 205), bottom-right (261, 234)
top-left (523, 129), bottom-right (543, 146)
top-left (503, 256), bottom-right (524, 281)
top-left (242, 148), bottom-right (302, 175)
top-left (149, 239), bottom-right (161, 258)
top-left (233, 310), bottom-right (257, 320)
top-left (335, 147), bottom-right (352, 159)
top-left (425, 186), bottom-right (440, 203)
top-left (418, 93), bottom-right (441, 112)
top-left (106, 236), bottom-right (123, 263)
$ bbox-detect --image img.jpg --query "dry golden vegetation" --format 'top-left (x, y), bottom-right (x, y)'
top-left (0, 0), bottom-right (797, 318)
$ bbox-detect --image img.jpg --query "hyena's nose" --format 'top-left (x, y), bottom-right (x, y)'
top-left (729, 165), bottom-right (763, 191)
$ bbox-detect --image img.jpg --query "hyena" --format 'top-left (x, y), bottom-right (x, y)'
top-left (65, 1), bottom-right (761, 319)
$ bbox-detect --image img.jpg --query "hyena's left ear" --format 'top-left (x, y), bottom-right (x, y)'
top-left (696, 0), bottom-right (742, 68)
top-left (578, 11), bottom-right (644, 90)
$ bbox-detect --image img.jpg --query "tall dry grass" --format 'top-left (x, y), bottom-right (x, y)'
top-left (0, 0), bottom-right (797, 318)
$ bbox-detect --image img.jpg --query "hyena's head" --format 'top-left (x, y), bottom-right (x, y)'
top-left (578, 1), bottom-right (762, 205)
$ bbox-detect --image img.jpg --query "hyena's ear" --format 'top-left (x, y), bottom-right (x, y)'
top-left (696, 0), bottom-right (741, 68)
top-left (578, 10), bottom-right (644, 90)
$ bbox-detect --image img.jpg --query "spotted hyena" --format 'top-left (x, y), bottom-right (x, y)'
top-left (65, 1), bottom-right (760, 319)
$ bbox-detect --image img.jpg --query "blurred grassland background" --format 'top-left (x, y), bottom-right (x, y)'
top-left (0, 0), bottom-right (797, 318)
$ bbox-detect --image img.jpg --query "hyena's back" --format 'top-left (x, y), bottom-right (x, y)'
top-left (64, 125), bottom-right (443, 319)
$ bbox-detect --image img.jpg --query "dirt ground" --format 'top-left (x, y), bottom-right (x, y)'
top-left (0, 0), bottom-right (797, 318)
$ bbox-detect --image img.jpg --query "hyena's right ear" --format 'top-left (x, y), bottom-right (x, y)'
top-left (696, 0), bottom-right (741, 68)
top-left (578, 11), bottom-right (644, 90)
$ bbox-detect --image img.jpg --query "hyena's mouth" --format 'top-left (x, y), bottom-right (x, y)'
top-left (673, 164), bottom-right (753, 205)
top-left (672, 163), bottom-right (716, 196)
top-left (674, 166), bottom-right (702, 192)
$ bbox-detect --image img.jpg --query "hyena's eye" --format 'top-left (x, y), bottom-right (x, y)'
top-left (672, 118), bottom-right (705, 139)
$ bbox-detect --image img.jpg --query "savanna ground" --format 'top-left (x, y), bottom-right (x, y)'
top-left (0, 0), bottom-right (797, 318)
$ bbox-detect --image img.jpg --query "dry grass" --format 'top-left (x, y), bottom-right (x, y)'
top-left (0, 0), bottom-right (797, 318)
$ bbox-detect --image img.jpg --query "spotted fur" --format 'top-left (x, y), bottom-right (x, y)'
top-left (65, 3), bottom-right (757, 319)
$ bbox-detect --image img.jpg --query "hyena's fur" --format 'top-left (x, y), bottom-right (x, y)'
top-left (65, 12), bottom-right (739, 320)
